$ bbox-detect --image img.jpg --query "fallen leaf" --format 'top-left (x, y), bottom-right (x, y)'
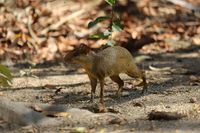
top-left (192, 35), bottom-right (200, 45)
top-left (108, 118), bottom-right (123, 125)
top-left (98, 129), bottom-right (106, 133)
top-left (126, 83), bottom-right (133, 89)
top-left (190, 75), bottom-right (200, 82)
top-left (149, 65), bottom-right (171, 71)
top-left (43, 84), bottom-right (55, 89)
top-left (148, 110), bottom-right (186, 120)
top-left (43, 111), bottom-right (70, 117)
top-left (134, 55), bottom-right (152, 63)
top-left (190, 97), bottom-right (197, 103)
top-left (0, 65), bottom-right (12, 87)
top-left (189, 75), bottom-right (200, 85)
top-left (30, 104), bottom-right (43, 112)
top-left (70, 127), bottom-right (87, 133)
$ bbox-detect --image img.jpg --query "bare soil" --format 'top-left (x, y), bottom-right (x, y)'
top-left (0, 45), bottom-right (200, 133)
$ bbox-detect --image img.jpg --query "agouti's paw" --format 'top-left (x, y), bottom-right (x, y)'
top-left (98, 103), bottom-right (107, 113)
top-left (90, 94), bottom-right (95, 103)
top-left (89, 98), bottom-right (94, 103)
top-left (141, 85), bottom-right (148, 95)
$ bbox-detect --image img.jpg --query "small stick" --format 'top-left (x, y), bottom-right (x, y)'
top-left (41, 9), bottom-right (85, 35)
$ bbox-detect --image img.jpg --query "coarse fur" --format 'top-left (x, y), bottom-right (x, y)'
top-left (65, 44), bottom-right (147, 105)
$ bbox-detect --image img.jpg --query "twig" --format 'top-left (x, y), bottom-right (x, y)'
top-left (166, 0), bottom-right (200, 12)
top-left (26, 7), bottom-right (43, 51)
top-left (41, 9), bottom-right (85, 35)
top-left (148, 110), bottom-right (186, 120)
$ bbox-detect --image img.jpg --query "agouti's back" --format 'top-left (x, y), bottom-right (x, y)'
top-left (93, 46), bottom-right (138, 78)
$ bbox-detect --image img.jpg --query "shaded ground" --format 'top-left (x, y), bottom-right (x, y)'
top-left (0, 43), bottom-right (200, 133)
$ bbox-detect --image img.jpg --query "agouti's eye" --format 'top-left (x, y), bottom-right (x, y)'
top-left (73, 51), bottom-right (80, 57)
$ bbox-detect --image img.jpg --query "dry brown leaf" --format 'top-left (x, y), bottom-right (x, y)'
top-left (108, 118), bottom-right (123, 125)
top-left (30, 104), bottom-right (43, 112)
top-left (148, 110), bottom-right (186, 120)
top-left (131, 31), bottom-right (138, 39)
top-left (43, 84), bottom-right (55, 89)
top-left (190, 97), bottom-right (197, 103)
top-left (177, 27), bottom-right (185, 33)
top-left (43, 111), bottom-right (71, 117)
top-left (192, 36), bottom-right (200, 45)
top-left (189, 75), bottom-right (200, 82)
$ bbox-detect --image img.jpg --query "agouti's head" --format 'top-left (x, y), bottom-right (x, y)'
top-left (64, 43), bottom-right (91, 64)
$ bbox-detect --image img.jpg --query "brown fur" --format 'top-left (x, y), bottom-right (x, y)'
top-left (65, 44), bottom-right (147, 105)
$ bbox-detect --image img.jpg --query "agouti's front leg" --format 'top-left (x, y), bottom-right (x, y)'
top-left (98, 78), bottom-right (107, 112)
top-left (89, 77), bottom-right (97, 102)
top-left (99, 79), bottom-right (105, 105)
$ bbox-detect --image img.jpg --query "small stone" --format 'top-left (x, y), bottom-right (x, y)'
top-left (122, 91), bottom-right (130, 97)
top-left (108, 117), bottom-right (126, 125)
top-left (0, 92), bottom-right (4, 96)
top-left (165, 105), bottom-right (170, 108)
top-left (130, 128), bottom-right (135, 131)
top-left (29, 104), bottom-right (43, 112)
top-left (126, 84), bottom-right (133, 89)
top-left (190, 97), bottom-right (197, 103)
top-left (133, 102), bottom-right (143, 107)
top-left (35, 96), bottom-right (40, 99)
top-left (192, 36), bottom-right (200, 45)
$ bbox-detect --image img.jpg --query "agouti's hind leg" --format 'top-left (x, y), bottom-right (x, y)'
top-left (110, 75), bottom-right (124, 96)
top-left (127, 70), bottom-right (147, 94)
top-left (140, 71), bottom-right (147, 94)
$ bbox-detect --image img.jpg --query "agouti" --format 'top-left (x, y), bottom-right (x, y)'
top-left (64, 44), bottom-right (147, 105)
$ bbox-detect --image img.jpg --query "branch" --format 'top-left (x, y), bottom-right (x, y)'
top-left (166, 0), bottom-right (200, 12)
top-left (41, 9), bottom-right (85, 35)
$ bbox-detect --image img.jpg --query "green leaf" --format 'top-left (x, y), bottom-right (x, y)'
top-left (70, 127), bottom-right (87, 133)
top-left (112, 21), bottom-right (123, 32)
top-left (105, 0), bottom-right (116, 6)
top-left (89, 33), bottom-right (109, 39)
top-left (0, 76), bottom-right (11, 87)
top-left (88, 16), bottom-right (110, 28)
top-left (89, 30), bottom-right (111, 39)
top-left (0, 65), bottom-right (12, 80)
top-left (0, 65), bottom-right (12, 87)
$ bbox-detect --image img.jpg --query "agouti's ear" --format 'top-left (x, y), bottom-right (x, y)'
top-left (79, 43), bottom-right (91, 54)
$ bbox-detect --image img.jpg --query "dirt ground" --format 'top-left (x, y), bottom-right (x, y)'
top-left (0, 44), bottom-right (200, 133)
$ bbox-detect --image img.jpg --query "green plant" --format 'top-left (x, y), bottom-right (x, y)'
top-left (0, 65), bottom-right (12, 87)
top-left (88, 0), bottom-right (123, 46)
